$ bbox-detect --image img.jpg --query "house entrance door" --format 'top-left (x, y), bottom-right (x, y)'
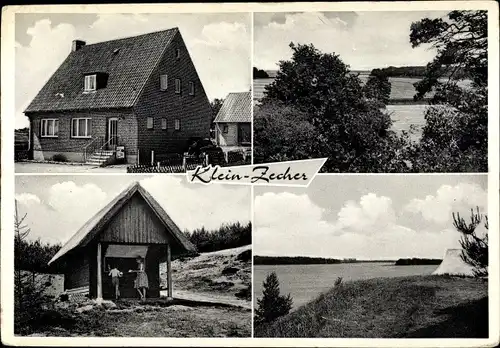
top-left (108, 118), bottom-right (118, 149)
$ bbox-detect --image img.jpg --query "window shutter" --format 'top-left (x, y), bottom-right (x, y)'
top-left (161, 118), bottom-right (167, 130)
top-left (175, 79), bottom-right (181, 94)
top-left (147, 117), bottom-right (154, 129)
top-left (175, 119), bottom-right (180, 130)
top-left (160, 75), bottom-right (168, 91)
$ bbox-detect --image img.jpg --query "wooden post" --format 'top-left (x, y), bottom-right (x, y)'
top-left (97, 243), bottom-right (103, 302)
top-left (151, 150), bottom-right (154, 166)
top-left (182, 156), bottom-right (187, 172)
top-left (166, 243), bottom-right (173, 300)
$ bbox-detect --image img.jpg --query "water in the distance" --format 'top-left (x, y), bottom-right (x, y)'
top-left (254, 263), bottom-right (438, 310)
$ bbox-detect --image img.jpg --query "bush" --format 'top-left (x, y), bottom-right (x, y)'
top-left (51, 153), bottom-right (67, 162)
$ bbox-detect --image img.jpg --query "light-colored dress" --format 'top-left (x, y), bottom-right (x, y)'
top-left (134, 262), bottom-right (149, 289)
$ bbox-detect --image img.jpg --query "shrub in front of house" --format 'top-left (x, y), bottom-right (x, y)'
top-left (51, 153), bottom-right (67, 162)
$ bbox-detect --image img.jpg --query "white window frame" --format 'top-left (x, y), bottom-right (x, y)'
top-left (222, 124), bottom-right (229, 134)
top-left (189, 81), bottom-right (195, 96)
top-left (175, 79), bottom-right (181, 94)
top-left (41, 119), bottom-right (59, 138)
top-left (147, 117), bottom-right (154, 129)
top-left (176, 48), bottom-right (180, 59)
top-left (160, 74), bottom-right (168, 91)
top-left (84, 74), bottom-right (97, 92)
top-left (161, 118), bottom-right (167, 130)
top-left (174, 119), bottom-right (180, 131)
top-left (71, 118), bottom-right (92, 138)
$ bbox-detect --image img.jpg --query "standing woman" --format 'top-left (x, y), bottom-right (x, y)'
top-left (129, 256), bottom-right (149, 301)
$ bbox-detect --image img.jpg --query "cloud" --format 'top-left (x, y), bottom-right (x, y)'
top-left (15, 193), bottom-right (41, 206)
top-left (140, 176), bottom-right (250, 232)
top-left (15, 19), bottom-right (77, 128)
top-left (15, 14), bottom-right (250, 128)
top-left (254, 189), bottom-right (468, 259)
top-left (47, 181), bottom-right (108, 214)
top-left (254, 11), bottom-right (444, 71)
top-left (335, 193), bottom-right (395, 233)
top-left (404, 183), bottom-right (488, 225)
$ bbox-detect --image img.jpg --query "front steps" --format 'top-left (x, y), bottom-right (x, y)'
top-left (85, 150), bottom-right (115, 166)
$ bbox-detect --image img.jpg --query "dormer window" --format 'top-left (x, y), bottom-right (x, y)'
top-left (83, 72), bottom-right (108, 92)
top-left (84, 74), bottom-right (96, 92)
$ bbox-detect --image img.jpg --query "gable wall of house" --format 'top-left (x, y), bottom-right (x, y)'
top-left (98, 193), bottom-right (171, 245)
top-left (134, 31), bottom-right (212, 162)
top-left (216, 122), bottom-right (238, 146)
top-left (28, 109), bottom-right (138, 163)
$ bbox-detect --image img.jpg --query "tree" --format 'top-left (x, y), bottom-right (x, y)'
top-left (408, 10), bottom-right (487, 172)
top-left (209, 98), bottom-right (225, 134)
top-left (363, 69), bottom-right (392, 106)
top-left (253, 67), bottom-right (270, 79)
top-left (14, 201), bottom-right (58, 333)
top-left (452, 207), bottom-right (488, 277)
top-left (255, 272), bottom-right (293, 324)
top-left (260, 43), bottom-right (408, 172)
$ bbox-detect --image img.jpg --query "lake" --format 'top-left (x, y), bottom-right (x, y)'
top-left (387, 104), bottom-right (429, 141)
top-left (254, 263), bottom-right (438, 309)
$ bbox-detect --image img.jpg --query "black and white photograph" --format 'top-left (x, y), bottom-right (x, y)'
top-left (15, 13), bottom-right (251, 174)
top-left (253, 175), bottom-right (488, 337)
top-left (253, 10), bottom-right (488, 173)
top-left (2, 2), bottom-right (499, 347)
top-left (14, 175), bottom-right (252, 337)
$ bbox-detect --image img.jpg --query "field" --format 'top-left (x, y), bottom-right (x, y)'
top-left (18, 245), bottom-right (252, 337)
top-left (254, 275), bottom-right (488, 338)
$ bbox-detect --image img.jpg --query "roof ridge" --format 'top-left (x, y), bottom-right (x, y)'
top-left (83, 27), bottom-right (179, 47)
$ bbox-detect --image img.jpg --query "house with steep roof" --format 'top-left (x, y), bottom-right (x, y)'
top-left (25, 28), bottom-right (212, 165)
top-left (214, 91), bottom-right (251, 152)
top-left (48, 182), bottom-right (196, 301)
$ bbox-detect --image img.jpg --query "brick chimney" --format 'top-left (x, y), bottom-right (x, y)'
top-left (72, 40), bottom-right (86, 52)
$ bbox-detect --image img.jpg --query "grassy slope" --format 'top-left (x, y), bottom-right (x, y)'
top-left (255, 275), bottom-right (488, 338)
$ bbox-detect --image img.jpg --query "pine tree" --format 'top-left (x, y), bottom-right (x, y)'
top-left (255, 271), bottom-right (293, 324)
top-left (452, 206), bottom-right (488, 277)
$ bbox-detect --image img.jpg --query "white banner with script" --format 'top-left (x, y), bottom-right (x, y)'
top-left (186, 158), bottom-right (327, 187)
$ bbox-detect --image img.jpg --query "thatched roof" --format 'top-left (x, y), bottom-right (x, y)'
top-left (48, 181), bottom-right (196, 266)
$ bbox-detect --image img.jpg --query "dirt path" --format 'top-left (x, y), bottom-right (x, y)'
top-left (163, 289), bottom-right (251, 309)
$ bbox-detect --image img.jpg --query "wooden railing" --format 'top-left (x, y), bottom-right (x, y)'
top-left (83, 136), bottom-right (103, 162)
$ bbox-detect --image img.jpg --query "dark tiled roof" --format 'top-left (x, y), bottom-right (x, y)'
top-left (25, 28), bottom-right (178, 113)
top-left (48, 181), bottom-right (196, 267)
top-left (214, 91), bottom-right (251, 123)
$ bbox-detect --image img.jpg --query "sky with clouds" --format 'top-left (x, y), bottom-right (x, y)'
top-left (15, 175), bottom-right (251, 245)
top-left (254, 11), bottom-right (447, 71)
top-left (254, 175), bottom-right (488, 260)
top-left (15, 13), bottom-right (251, 128)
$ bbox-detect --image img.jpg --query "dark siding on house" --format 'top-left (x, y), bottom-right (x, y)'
top-left (28, 109), bottom-right (138, 156)
top-left (64, 251), bottom-right (90, 290)
top-left (134, 31), bottom-right (212, 162)
top-left (98, 193), bottom-right (171, 244)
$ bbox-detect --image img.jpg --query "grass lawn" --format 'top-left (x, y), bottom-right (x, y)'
top-left (255, 275), bottom-right (488, 338)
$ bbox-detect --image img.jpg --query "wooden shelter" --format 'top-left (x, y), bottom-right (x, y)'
top-left (48, 182), bottom-right (197, 300)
